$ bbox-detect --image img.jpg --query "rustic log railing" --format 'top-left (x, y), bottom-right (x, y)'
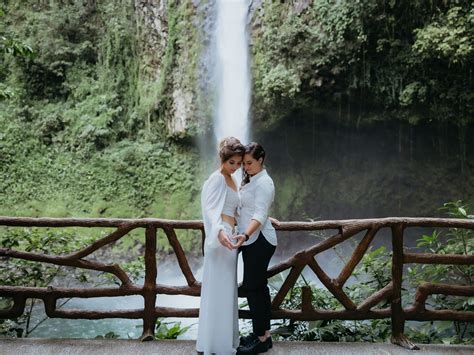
top-left (0, 216), bottom-right (473, 349)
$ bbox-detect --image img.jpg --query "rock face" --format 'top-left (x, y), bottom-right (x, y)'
top-left (169, 88), bottom-right (193, 136)
top-left (134, 0), bottom-right (210, 138)
top-left (131, 1), bottom-right (472, 136)
top-left (132, 0), bottom-right (316, 137)
top-left (133, 0), bottom-right (293, 137)
top-left (134, 0), bottom-right (167, 83)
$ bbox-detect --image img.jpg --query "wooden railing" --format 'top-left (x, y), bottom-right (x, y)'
top-left (0, 216), bottom-right (473, 349)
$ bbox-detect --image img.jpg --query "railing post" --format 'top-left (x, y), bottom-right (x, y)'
top-left (391, 223), bottom-right (418, 350)
top-left (1, 216), bottom-right (473, 344)
top-left (140, 225), bottom-right (157, 341)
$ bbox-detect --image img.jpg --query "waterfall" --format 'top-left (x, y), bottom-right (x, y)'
top-left (213, 0), bottom-right (251, 145)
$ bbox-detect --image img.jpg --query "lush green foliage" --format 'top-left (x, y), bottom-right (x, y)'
top-left (0, 3), bottom-right (202, 338)
top-left (153, 318), bottom-right (193, 340)
top-left (0, 8), bottom-right (33, 99)
top-left (131, 317), bottom-right (193, 340)
top-left (251, 0), bottom-right (473, 128)
top-left (0, 98), bottom-right (200, 215)
top-left (0, 1), bottom-right (202, 242)
top-left (0, 227), bottom-right (95, 337)
top-left (1, 1), bottom-right (143, 149)
top-left (0, 1), bottom-right (472, 343)
top-left (270, 202), bottom-right (473, 344)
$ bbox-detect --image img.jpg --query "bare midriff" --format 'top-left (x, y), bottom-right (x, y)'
top-left (221, 214), bottom-right (236, 227)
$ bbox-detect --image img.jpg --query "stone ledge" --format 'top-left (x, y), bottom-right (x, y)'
top-left (1, 338), bottom-right (473, 355)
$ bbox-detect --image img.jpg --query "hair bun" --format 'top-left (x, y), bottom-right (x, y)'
top-left (218, 137), bottom-right (245, 163)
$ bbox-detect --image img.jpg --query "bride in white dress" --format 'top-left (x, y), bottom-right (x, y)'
top-left (196, 137), bottom-right (247, 355)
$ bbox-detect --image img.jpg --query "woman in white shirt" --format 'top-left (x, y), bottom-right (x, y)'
top-left (235, 142), bottom-right (277, 355)
top-left (196, 137), bottom-right (247, 355)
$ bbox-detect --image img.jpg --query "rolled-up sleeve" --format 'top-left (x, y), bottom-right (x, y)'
top-left (252, 178), bottom-right (274, 225)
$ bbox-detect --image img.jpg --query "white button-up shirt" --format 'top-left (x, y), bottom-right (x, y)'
top-left (237, 169), bottom-right (277, 246)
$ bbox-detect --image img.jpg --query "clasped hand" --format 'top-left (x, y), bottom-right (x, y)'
top-left (218, 231), bottom-right (246, 250)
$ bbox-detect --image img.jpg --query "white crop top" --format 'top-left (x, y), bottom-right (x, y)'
top-left (221, 186), bottom-right (240, 217)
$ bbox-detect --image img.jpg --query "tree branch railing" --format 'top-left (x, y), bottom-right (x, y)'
top-left (0, 216), bottom-right (473, 349)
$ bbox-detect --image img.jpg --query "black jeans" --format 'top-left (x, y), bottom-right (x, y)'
top-left (239, 232), bottom-right (276, 336)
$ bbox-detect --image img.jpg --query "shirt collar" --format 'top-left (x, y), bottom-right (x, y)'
top-left (249, 169), bottom-right (267, 183)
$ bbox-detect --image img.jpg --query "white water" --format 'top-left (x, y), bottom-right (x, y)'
top-left (213, 0), bottom-right (251, 145)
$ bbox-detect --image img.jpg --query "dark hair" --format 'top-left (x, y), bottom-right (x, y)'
top-left (218, 137), bottom-right (245, 163)
top-left (242, 142), bottom-right (266, 186)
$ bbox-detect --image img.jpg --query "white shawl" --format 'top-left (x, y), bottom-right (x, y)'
top-left (201, 170), bottom-right (227, 250)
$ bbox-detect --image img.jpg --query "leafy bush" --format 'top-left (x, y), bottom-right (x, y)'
top-left (250, 1), bottom-right (474, 127)
top-left (271, 201), bottom-right (473, 344)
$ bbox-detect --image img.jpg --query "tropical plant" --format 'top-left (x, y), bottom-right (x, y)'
top-left (270, 201), bottom-right (473, 344)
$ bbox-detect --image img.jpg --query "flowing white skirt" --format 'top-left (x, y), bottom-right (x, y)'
top-left (196, 222), bottom-right (239, 355)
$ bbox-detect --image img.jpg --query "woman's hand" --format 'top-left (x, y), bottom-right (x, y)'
top-left (232, 234), bottom-right (246, 248)
top-left (218, 230), bottom-right (235, 250)
top-left (269, 216), bottom-right (280, 227)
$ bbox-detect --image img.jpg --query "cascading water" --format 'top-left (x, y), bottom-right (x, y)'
top-left (213, 0), bottom-right (251, 145)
